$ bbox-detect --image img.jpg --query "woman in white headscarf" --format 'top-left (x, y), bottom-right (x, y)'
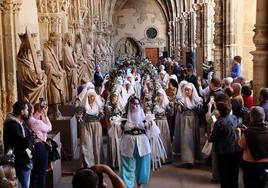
top-left (80, 89), bottom-right (104, 168)
top-left (123, 80), bottom-right (135, 99)
top-left (145, 113), bottom-right (167, 171)
top-left (172, 80), bottom-right (188, 154)
top-left (105, 86), bottom-right (125, 168)
top-left (178, 82), bottom-right (203, 168)
top-left (120, 96), bottom-right (151, 188)
top-left (153, 88), bottom-right (173, 163)
top-left (159, 70), bottom-right (170, 90)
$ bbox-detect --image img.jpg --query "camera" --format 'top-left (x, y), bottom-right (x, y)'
top-left (260, 169), bottom-right (268, 182)
top-left (6, 148), bottom-right (15, 163)
top-left (39, 98), bottom-right (46, 109)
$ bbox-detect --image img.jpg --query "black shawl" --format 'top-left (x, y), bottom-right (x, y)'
top-left (244, 122), bottom-right (268, 161)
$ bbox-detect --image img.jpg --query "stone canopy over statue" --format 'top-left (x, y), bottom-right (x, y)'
top-left (17, 28), bottom-right (47, 105)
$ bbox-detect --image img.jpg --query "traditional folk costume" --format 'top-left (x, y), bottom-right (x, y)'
top-left (153, 88), bottom-right (173, 163)
top-left (172, 80), bottom-right (188, 154)
top-left (80, 89), bottom-right (104, 167)
top-left (120, 98), bottom-right (151, 188)
top-left (159, 70), bottom-right (170, 90)
top-left (178, 83), bottom-right (203, 165)
top-left (145, 113), bottom-right (167, 171)
top-left (106, 87), bottom-right (125, 168)
top-left (165, 78), bottom-right (178, 143)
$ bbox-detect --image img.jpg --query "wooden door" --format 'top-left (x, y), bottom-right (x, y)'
top-left (145, 48), bottom-right (158, 65)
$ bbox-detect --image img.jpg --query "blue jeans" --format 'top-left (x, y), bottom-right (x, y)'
top-left (30, 143), bottom-right (48, 188)
top-left (16, 162), bottom-right (32, 188)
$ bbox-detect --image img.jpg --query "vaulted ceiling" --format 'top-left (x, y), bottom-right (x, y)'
top-left (103, 0), bottom-right (189, 25)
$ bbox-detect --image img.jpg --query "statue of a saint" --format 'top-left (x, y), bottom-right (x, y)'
top-left (84, 39), bottom-right (95, 80)
top-left (63, 33), bottom-right (79, 102)
top-left (75, 35), bottom-right (94, 83)
top-left (43, 32), bottom-right (66, 119)
top-left (17, 29), bottom-right (47, 105)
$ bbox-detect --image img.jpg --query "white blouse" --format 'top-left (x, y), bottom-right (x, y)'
top-left (120, 122), bottom-right (151, 158)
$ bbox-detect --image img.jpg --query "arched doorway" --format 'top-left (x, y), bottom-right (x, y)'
top-left (115, 37), bottom-right (142, 60)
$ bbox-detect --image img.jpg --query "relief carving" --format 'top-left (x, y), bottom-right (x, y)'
top-left (0, 0), bottom-right (22, 13)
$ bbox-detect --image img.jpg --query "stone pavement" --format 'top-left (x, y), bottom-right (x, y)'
top-left (59, 159), bottom-right (246, 188)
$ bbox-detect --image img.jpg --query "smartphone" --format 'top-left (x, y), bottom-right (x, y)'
top-left (212, 115), bottom-right (217, 123)
top-left (210, 96), bottom-right (215, 103)
top-left (39, 98), bottom-right (46, 109)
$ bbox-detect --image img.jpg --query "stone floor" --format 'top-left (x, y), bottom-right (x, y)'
top-left (58, 158), bottom-right (247, 188)
top-left (57, 132), bottom-right (247, 188)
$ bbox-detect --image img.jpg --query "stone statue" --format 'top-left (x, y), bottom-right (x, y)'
top-left (17, 29), bottom-right (47, 105)
top-left (108, 43), bottom-right (115, 67)
top-left (43, 32), bottom-right (66, 120)
top-left (84, 39), bottom-right (95, 80)
top-left (99, 39), bottom-right (109, 73)
top-left (95, 41), bottom-right (103, 70)
top-left (74, 34), bottom-right (95, 83)
top-left (63, 32), bottom-right (79, 102)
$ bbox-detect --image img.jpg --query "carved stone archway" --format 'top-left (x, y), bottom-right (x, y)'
top-left (115, 37), bottom-right (142, 60)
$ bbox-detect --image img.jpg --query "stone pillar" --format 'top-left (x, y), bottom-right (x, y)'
top-left (0, 0), bottom-right (22, 140)
top-left (251, 0), bottom-right (268, 103)
top-left (193, 3), bottom-right (204, 78)
top-left (224, 0), bottom-right (236, 77)
top-left (213, 0), bottom-right (224, 78)
top-left (203, 1), bottom-right (215, 61)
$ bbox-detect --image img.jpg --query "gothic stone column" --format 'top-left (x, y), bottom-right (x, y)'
top-left (251, 0), bottom-right (268, 103)
top-left (213, 0), bottom-right (224, 78)
top-left (0, 0), bottom-right (22, 143)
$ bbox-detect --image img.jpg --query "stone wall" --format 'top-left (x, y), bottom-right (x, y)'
top-left (113, 0), bottom-right (168, 59)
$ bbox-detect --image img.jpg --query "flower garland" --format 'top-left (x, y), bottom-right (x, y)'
top-left (107, 58), bottom-right (158, 114)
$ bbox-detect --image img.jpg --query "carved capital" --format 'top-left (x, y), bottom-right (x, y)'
top-left (0, 0), bottom-right (22, 13)
top-left (253, 24), bottom-right (268, 51)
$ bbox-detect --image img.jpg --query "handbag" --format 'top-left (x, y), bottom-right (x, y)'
top-left (201, 140), bottom-right (213, 158)
top-left (46, 138), bottom-right (61, 162)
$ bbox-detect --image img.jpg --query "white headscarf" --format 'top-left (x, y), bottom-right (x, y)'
top-left (123, 80), bottom-right (135, 98)
top-left (159, 70), bottom-right (170, 89)
top-left (77, 81), bottom-right (95, 102)
top-left (181, 83), bottom-right (202, 109)
top-left (170, 74), bottom-right (178, 84)
top-left (157, 88), bottom-right (170, 109)
top-left (223, 77), bottom-right (233, 87)
top-left (82, 89), bottom-right (104, 114)
top-left (208, 71), bottom-right (214, 84)
top-left (126, 73), bottom-right (135, 86)
top-left (113, 84), bottom-right (127, 110)
top-left (159, 65), bottom-right (165, 71)
top-left (127, 99), bottom-right (145, 126)
top-left (176, 80), bottom-right (188, 99)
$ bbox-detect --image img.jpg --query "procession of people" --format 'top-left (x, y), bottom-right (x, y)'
top-left (2, 28), bottom-right (268, 188)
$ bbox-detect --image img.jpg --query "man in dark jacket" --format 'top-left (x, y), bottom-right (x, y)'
top-left (3, 101), bottom-right (33, 188)
top-left (94, 65), bottom-right (104, 94)
top-left (185, 64), bottom-right (198, 90)
top-left (259, 88), bottom-right (268, 122)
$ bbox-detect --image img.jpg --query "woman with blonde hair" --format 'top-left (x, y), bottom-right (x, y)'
top-left (0, 165), bottom-right (18, 188)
